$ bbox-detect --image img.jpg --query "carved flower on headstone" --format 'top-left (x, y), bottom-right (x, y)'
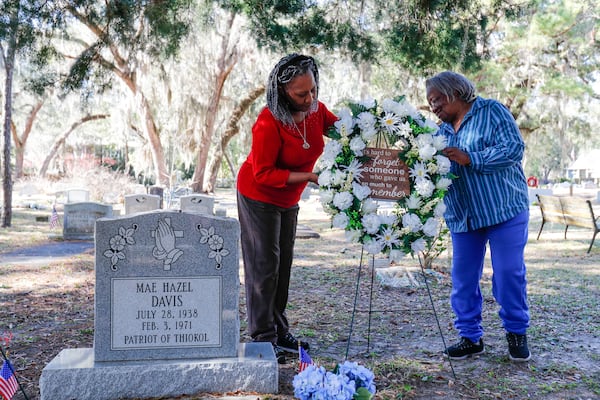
top-left (198, 224), bottom-right (230, 269)
top-left (104, 225), bottom-right (137, 270)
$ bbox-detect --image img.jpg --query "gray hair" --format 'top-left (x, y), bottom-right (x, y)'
top-left (425, 71), bottom-right (477, 104)
top-left (266, 53), bottom-right (319, 126)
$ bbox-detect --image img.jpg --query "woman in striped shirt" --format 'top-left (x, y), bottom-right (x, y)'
top-left (426, 71), bottom-right (532, 363)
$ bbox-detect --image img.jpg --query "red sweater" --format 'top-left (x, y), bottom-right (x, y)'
top-left (237, 101), bottom-right (338, 208)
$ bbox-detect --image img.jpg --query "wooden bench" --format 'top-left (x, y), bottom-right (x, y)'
top-left (536, 194), bottom-right (599, 253)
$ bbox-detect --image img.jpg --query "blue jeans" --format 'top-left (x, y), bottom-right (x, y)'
top-left (450, 210), bottom-right (530, 342)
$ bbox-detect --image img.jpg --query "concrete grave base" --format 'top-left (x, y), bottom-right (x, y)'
top-left (40, 343), bottom-right (278, 400)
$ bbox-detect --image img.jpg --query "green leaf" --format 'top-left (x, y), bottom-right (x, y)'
top-left (353, 387), bottom-right (374, 400)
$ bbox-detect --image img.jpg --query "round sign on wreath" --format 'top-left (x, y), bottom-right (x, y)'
top-left (317, 96), bottom-right (455, 262)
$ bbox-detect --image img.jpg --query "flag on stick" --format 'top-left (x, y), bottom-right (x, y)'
top-left (298, 346), bottom-right (313, 372)
top-left (0, 359), bottom-right (18, 400)
top-left (49, 205), bottom-right (59, 229)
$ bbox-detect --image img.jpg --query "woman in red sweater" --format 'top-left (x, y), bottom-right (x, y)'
top-left (237, 53), bottom-right (338, 363)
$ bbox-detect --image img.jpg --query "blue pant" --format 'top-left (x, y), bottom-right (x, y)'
top-left (450, 210), bottom-right (530, 342)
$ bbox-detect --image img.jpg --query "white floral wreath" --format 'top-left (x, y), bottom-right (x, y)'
top-left (317, 96), bottom-right (454, 261)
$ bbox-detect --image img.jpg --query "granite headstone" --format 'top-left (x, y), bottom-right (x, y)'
top-left (124, 194), bottom-right (161, 215)
top-left (40, 210), bottom-right (278, 399)
top-left (63, 202), bottom-right (113, 240)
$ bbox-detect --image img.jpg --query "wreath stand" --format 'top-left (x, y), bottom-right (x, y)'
top-left (343, 246), bottom-right (457, 380)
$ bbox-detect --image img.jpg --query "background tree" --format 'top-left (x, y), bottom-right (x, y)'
top-left (1, 0), bottom-right (61, 227)
top-left (61, 0), bottom-right (193, 187)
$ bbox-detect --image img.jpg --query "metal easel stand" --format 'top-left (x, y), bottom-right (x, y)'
top-left (343, 246), bottom-right (456, 380)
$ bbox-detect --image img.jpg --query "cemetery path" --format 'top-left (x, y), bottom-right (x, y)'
top-left (0, 240), bottom-right (94, 266)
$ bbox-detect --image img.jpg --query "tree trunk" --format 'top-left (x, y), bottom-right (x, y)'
top-left (67, 6), bottom-right (169, 187)
top-left (38, 114), bottom-right (109, 177)
top-left (1, 3), bottom-right (19, 228)
top-left (190, 13), bottom-right (237, 193)
top-left (204, 84), bottom-right (265, 193)
top-left (12, 100), bottom-right (43, 179)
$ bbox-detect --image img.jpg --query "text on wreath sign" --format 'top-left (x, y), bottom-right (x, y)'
top-left (361, 147), bottom-right (410, 201)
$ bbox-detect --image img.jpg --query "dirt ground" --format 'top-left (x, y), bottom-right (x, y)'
top-left (1, 190), bottom-right (599, 400)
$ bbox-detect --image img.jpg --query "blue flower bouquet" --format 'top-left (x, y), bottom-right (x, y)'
top-left (293, 360), bottom-right (376, 400)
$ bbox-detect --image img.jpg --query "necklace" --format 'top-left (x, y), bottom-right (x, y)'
top-left (293, 115), bottom-right (310, 150)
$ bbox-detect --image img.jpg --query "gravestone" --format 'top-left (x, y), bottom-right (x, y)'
top-left (148, 186), bottom-right (164, 208)
top-left (40, 210), bottom-right (278, 399)
top-left (63, 202), bottom-right (113, 240)
top-left (124, 194), bottom-right (161, 215)
top-left (180, 194), bottom-right (215, 215)
top-left (66, 188), bottom-right (90, 203)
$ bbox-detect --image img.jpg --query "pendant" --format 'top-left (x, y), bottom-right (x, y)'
top-left (302, 142), bottom-right (310, 150)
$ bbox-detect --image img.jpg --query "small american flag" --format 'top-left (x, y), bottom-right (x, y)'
top-left (49, 205), bottom-right (59, 229)
top-left (0, 359), bottom-right (18, 400)
top-left (298, 346), bottom-right (313, 372)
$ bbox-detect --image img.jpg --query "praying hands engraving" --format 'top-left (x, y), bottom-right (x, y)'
top-left (152, 218), bottom-right (183, 270)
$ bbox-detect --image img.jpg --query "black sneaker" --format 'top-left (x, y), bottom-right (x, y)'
top-left (444, 337), bottom-right (485, 360)
top-left (272, 344), bottom-right (286, 364)
top-left (506, 332), bottom-right (531, 362)
top-left (277, 332), bottom-right (310, 354)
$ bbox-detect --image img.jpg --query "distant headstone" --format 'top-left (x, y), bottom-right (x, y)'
top-left (66, 188), bottom-right (90, 203)
top-left (148, 186), bottom-right (164, 208)
top-left (180, 194), bottom-right (215, 215)
top-left (124, 194), bottom-right (161, 215)
top-left (63, 202), bottom-right (112, 240)
top-left (40, 210), bottom-right (277, 399)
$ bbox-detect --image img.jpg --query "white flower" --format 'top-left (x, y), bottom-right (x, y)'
top-left (418, 144), bottom-right (437, 161)
top-left (317, 170), bottom-right (333, 187)
top-left (435, 155), bottom-right (451, 174)
top-left (425, 118), bottom-right (440, 133)
top-left (415, 133), bottom-right (434, 148)
top-left (362, 198), bottom-right (378, 214)
top-left (359, 96), bottom-right (376, 109)
top-left (332, 212), bottom-right (350, 229)
top-left (389, 249), bottom-right (405, 263)
top-left (381, 98), bottom-right (401, 114)
top-left (377, 227), bottom-right (400, 248)
top-left (319, 189), bottom-right (334, 205)
top-left (363, 238), bottom-right (384, 254)
top-left (321, 140), bottom-right (343, 167)
top-left (344, 159), bottom-right (365, 180)
top-left (434, 201), bottom-right (447, 218)
top-left (436, 177), bottom-right (453, 190)
top-left (406, 194), bottom-right (422, 210)
top-left (432, 135), bottom-right (446, 150)
top-left (334, 109), bottom-right (354, 137)
top-left (411, 238), bottom-right (426, 253)
top-left (349, 136), bottom-right (366, 156)
top-left (422, 218), bottom-right (440, 237)
top-left (415, 178), bottom-right (435, 198)
top-left (331, 169), bottom-right (347, 186)
top-left (379, 213), bottom-right (397, 226)
top-left (397, 121), bottom-right (413, 137)
top-left (379, 112), bottom-right (404, 135)
top-left (402, 213), bottom-right (422, 232)
top-left (352, 182), bottom-right (371, 201)
top-left (345, 229), bottom-right (362, 243)
top-left (362, 213), bottom-right (381, 234)
top-left (357, 112), bottom-right (377, 142)
top-left (333, 191), bottom-right (354, 210)
top-left (409, 162), bottom-right (429, 181)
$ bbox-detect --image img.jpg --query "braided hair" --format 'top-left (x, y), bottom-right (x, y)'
top-left (266, 53), bottom-right (319, 126)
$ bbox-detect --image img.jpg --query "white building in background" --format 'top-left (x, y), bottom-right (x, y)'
top-left (566, 149), bottom-right (600, 184)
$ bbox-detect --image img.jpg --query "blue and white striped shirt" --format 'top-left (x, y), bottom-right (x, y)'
top-left (438, 97), bottom-right (530, 232)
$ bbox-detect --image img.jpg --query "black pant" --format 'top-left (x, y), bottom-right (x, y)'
top-left (237, 192), bottom-right (299, 343)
